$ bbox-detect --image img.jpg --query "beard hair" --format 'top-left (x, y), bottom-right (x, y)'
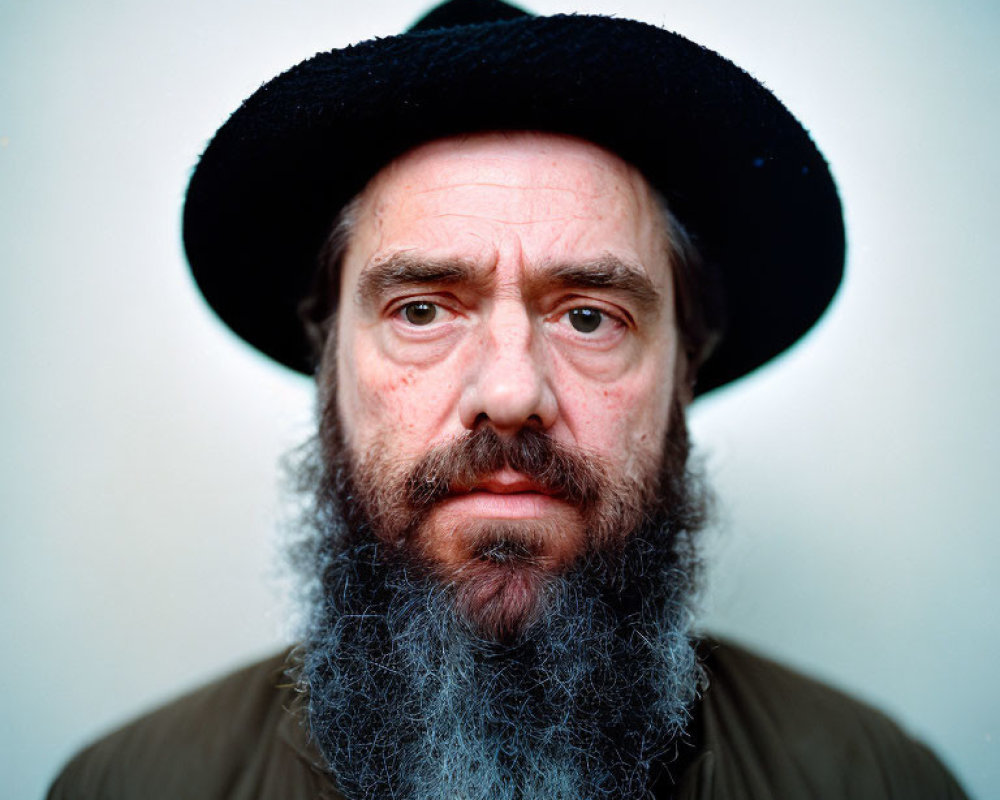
top-left (286, 390), bottom-right (711, 800)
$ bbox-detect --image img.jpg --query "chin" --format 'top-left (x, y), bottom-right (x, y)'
top-left (423, 518), bottom-right (583, 641)
top-left (453, 559), bottom-right (550, 641)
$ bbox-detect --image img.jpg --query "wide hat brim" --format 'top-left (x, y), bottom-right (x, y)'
top-left (183, 0), bottom-right (844, 396)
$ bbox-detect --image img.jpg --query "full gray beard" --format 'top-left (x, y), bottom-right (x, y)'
top-left (288, 414), bottom-right (709, 800)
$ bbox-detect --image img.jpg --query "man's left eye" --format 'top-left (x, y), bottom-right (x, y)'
top-left (566, 307), bottom-right (605, 333)
top-left (401, 301), bottom-right (438, 325)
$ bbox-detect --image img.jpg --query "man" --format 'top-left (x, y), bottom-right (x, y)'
top-left (49, 0), bottom-right (968, 798)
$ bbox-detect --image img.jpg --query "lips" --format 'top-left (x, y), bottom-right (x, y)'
top-left (436, 470), bottom-right (565, 520)
top-left (452, 469), bottom-right (558, 499)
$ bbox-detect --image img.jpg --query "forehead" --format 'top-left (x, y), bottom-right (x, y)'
top-left (347, 132), bottom-right (670, 281)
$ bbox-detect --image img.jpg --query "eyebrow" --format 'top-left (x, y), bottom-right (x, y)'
top-left (355, 253), bottom-right (484, 305)
top-left (355, 252), bottom-right (662, 314)
top-left (540, 257), bottom-right (662, 315)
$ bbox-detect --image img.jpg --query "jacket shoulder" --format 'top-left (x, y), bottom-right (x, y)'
top-left (683, 638), bottom-right (968, 799)
top-left (47, 650), bottom-right (324, 800)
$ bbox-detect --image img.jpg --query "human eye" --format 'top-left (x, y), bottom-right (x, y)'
top-left (559, 305), bottom-right (626, 338)
top-left (398, 300), bottom-right (440, 326)
top-left (565, 307), bottom-right (605, 333)
top-left (389, 298), bottom-right (459, 332)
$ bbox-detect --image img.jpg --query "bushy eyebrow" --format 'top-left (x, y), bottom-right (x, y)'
top-left (540, 257), bottom-right (662, 315)
top-left (355, 253), bottom-right (486, 305)
top-left (355, 252), bottom-right (662, 314)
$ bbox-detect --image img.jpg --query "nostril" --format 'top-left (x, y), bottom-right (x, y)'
top-left (458, 351), bottom-right (557, 432)
top-left (471, 411), bottom-right (545, 433)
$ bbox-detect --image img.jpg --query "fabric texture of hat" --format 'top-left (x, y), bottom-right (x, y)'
top-left (183, 0), bottom-right (845, 395)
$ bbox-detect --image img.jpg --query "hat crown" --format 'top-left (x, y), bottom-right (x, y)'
top-left (409, 0), bottom-right (530, 32)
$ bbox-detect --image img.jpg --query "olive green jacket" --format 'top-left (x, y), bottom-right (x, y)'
top-left (48, 640), bottom-right (968, 799)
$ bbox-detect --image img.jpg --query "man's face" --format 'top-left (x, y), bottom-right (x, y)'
top-left (301, 134), bottom-right (705, 798)
top-left (327, 131), bottom-right (683, 633)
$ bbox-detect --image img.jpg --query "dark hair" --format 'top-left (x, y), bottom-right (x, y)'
top-left (299, 194), bottom-right (362, 361)
top-left (300, 192), bottom-right (725, 390)
top-left (655, 195), bottom-right (726, 387)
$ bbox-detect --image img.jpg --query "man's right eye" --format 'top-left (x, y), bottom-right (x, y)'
top-left (401, 301), bottom-right (437, 325)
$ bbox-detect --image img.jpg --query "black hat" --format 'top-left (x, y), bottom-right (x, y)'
top-left (183, 0), bottom-right (844, 395)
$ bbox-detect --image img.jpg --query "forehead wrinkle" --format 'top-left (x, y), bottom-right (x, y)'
top-left (410, 181), bottom-right (601, 196)
top-left (429, 212), bottom-right (583, 227)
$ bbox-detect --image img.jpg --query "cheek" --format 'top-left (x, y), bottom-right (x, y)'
top-left (342, 337), bottom-right (462, 454)
top-left (553, 368), bottom-right (673, 469)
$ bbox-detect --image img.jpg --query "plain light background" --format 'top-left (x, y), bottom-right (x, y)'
top-left (2, 0), bottom-right (997, 797)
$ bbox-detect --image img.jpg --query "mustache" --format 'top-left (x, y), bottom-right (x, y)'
top-left (403, 426), bottom-right (606, 512)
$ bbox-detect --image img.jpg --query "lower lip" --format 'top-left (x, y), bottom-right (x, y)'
top-left (435, 491), bottom-right (564, 520)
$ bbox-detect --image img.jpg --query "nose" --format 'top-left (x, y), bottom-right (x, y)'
top-left (458, 304), bottom-right (558, 433)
